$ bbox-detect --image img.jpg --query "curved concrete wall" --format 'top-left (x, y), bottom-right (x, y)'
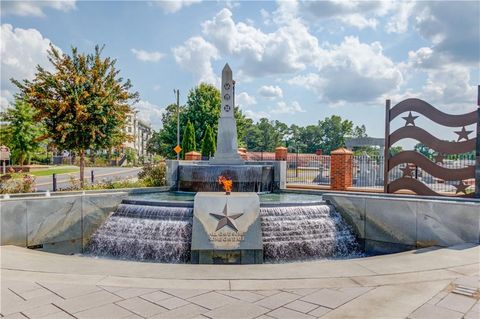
top-left (323, 193), bottom-right (480, 254)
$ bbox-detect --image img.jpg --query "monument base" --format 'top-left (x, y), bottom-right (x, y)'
top-left (191, 192), bottom-right (263, 264)
top-left (191, 249), bottom-right (263, 264)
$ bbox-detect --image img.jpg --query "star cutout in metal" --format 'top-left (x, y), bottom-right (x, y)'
top-left (402, 112), bottom-right (419, 127)
top-left (400, 164), bottom-right (415, 178)
top-left (209, 203), bottom-right (243, 232)
top-left (433, 153), bottom-right (444, 164)
top-left (454, 126), bottom-right (473, 142)
top-left (454, 180), bottom-right (469, 195)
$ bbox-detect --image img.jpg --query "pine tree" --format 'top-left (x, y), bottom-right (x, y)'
top-left (13, 44), bottom-right (138, 186)
top-left (201, 124), bottom-right (216, 158)
top-left (181, 120), bottom-right (196, 158)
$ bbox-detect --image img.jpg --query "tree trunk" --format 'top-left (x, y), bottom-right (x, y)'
top-left (79, 149), bottom-right (85, 188)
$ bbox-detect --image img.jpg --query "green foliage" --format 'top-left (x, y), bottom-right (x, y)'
top-left (138, 163), bottom-right (166, 186)
top-left (181, 120), bottom-right (196, 158)
top-left (414, 143), bottom-right (434, 159)
top-left (201, 124), bottom-right (216, 158)
top-left (124, 147), bottom-right (137, 165)
top-left (13, 44), bottom-right (138, 185)
top-left (0, 99), bottom-right (45, 165)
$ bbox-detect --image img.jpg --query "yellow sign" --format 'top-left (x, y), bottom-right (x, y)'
top-left (173, 145), bottom-right (182, 154)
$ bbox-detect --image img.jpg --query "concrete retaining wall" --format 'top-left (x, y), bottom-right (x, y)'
top-left (323, 193), bottom-right (480, 254)
top-left (0, 192), bottom-right (129, 254)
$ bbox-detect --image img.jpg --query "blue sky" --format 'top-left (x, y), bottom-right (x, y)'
top-left (1, 0), bottom-right (478, 145)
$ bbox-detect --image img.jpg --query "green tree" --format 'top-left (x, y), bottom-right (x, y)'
top-left (201, 124), bottom-right (216, 158)
top-left (318, 115), bottom-right (354, 154)
top-left (13, 44), bottom-right (138, 186)
top-left (181, 120), bottom-right (196, 158)
top-left (0, 99), bottom-right (45, 165)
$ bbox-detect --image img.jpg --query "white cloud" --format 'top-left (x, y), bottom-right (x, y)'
top-left (1, 0), bottom-right (76, 17)
top-left (236, 92), bottom-right (257, 107)
top-left (244, 109), bottom-right (270, 121)
top-left (258, 85), bottom-right (283, 99)
top-left (151, 0), bottom-right (201, 13)
top-left (133, 100), bottom-right (164, 130)
top-left (339, 14), bottom-right (378, 30)
top-left (201, 8), bottom-right (320, 77)
top-left (0, 90), bottom-right (14, 110)
top-left (385, 1), bottom-right (415, 33)
top-left (131, 48), bottom-right (164, 62)
top-left (270, 101), bottom-right (305, 114)
top-left (172, 36), bottom-right (219, 85)
top-left (1, 24), bottom-right (59, 107)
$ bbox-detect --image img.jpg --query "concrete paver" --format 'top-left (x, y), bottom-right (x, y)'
top-left (53, 290), bottom-right (121, 313)
top-left (150, 304), bottom-right (208, 319)
top-left (436, 293), bottom-right (477, 313)
top-left (116, 297), bottom-right (166, 317)
top-left (284, 300), bottom-right (318, 313)
top-left (268, 307), bottom-right (315, 319)
top-left (75, 303), bottom-right (134, 319)
top-left (408, 303), bottom-right (463, 319)
top-left (188, 292), bottom-right (237, 310)
top-left (154, 296), bottom-right (190, 310)
top-left (255, 291), bottom-right (300, 309)
top-left (204, 301), bottom-right (269, 319)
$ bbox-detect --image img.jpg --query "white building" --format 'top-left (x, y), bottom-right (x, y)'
top-left (124, 111), bottom-right (152, 158)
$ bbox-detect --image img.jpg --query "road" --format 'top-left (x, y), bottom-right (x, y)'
top-left (35, 166), bottom-right (142, 191)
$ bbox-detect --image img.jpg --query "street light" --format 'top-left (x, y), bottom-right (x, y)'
top-left (173, 89), bottom-right (180, 160)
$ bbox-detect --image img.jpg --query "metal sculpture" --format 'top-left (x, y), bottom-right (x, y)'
top-left (384, 86), bottom-right (479, 197)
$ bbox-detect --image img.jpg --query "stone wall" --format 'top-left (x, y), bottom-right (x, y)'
top-left (1, 192), bottom-right (128, 254)
top-left (323, 193), bottom-right (480, 254)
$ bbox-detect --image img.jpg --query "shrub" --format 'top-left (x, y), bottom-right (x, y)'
top-left (138, 163), bottom-right (166, 187)
top-left (0, 173), bottom-right (36, 194)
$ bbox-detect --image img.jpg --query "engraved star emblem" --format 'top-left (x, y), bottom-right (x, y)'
top-left (402, 112), bottom-right (419, 127)
top-left (454, 126), bottom-right (473, 142)
top-left (209, 203), bottom-right (243, 232)
top-left (400, 164), bottom-right (415, 178)
top-left (434, 153), bottom-right (444, 164)
top-left (454, 180), bottom-right (469, 194)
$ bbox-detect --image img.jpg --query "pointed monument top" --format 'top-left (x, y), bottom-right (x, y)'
top-left (223, 63), bottom-right (231, 72)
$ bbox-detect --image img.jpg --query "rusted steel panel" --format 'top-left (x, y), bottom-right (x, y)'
top-left (390, 98), bottom-right (477, 127)
top-left (389, 151), bottom-right (475, 181)
top-left (389, 126), bottom-right (476, 154)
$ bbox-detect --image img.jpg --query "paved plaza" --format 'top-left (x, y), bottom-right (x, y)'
top-left (1, 244), bottom-right (479, 319)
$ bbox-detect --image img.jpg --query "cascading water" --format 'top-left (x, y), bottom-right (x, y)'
top-left (87, 199), bottom-right (360, 263)
top-left (86, 204), bottom-right (193, 263)
top-left (261, 204), bottom-right (360, 262)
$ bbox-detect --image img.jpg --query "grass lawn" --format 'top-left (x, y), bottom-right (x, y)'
top-left (29, 167), bottom-right (79, 177)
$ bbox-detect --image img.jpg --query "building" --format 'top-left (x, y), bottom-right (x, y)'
top-left (124, 111), bottom-right (152, 158)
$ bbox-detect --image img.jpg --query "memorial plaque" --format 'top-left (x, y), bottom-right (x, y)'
top-left (191, 192), bottom-right (263, 264)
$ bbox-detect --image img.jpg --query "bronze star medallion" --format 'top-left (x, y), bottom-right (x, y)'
top-left (402, 112), bottom-right (419, 127)
top-left (454, 180), bottom-right (469, 194)
top-left (400, 164), bottom-right (415, 178)
top-left (454, 126), bottom-right (473, 142)
top-left (210, 203), bottom-right (243, 232)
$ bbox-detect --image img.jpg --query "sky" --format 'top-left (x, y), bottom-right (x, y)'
top-left (1, 0), bottom-right (479, 146)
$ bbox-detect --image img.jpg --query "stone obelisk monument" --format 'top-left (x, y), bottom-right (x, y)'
top-left (210, 64), bottom-right (244, 165)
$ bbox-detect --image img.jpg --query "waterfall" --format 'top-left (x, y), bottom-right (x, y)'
top-left (87, 201), bottom-right (360, 263)
top-left (261, 204), bottom-right (360, 262)
top-left (86, 204), bottom-right (193, 263)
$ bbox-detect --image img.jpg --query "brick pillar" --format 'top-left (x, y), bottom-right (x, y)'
top-left (185, 151), bottom-right (201, 161)
top-left (330, 148), bottom-right (353, 190)
top-left (275, 146), bottom-right (288, 161)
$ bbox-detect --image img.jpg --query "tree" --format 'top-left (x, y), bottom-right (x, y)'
top-left (201, 124), bottom-right (216, 158)
top-left (13, 44), bottom-right (138, 186)
top-left (318, 115), bottom-right (354, 154)
top-left (0, 99), bottom-right (45, 165)
top-left (181, 120), bottom-right (196, 158)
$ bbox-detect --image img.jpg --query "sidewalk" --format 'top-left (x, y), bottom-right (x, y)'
top-left (1, 245), bottom-right (478, 318)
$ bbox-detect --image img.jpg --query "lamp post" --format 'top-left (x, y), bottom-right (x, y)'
top-left (174, 89), bottom-right (180, 160)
